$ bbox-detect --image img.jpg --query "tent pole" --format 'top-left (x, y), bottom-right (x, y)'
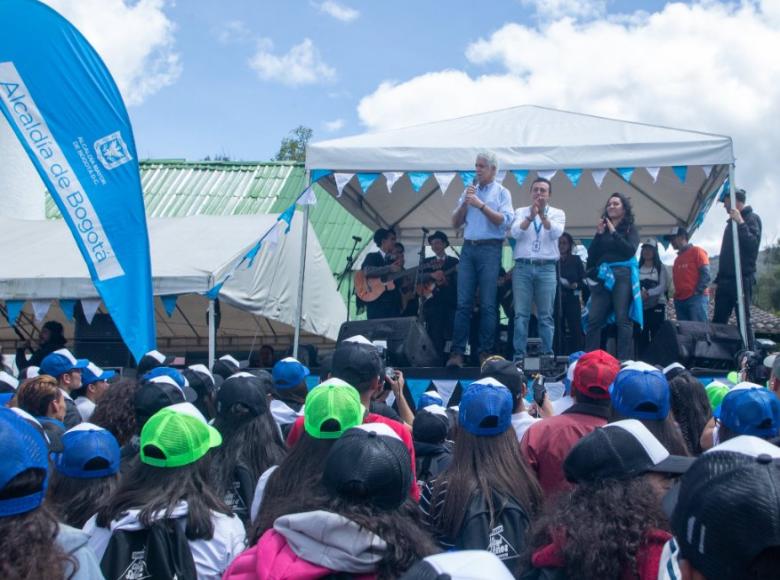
top-left (208, 298), bottom-right (216, 369)
top-left (293, 171), bottom-right (311, 358)
top-left (727, 164), bottom-right (749, 349)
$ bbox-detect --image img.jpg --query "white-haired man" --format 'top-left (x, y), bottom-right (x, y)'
top-left (447, 151), bottom-right (513, 367)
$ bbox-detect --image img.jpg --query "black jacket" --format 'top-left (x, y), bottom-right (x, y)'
top-left (586, 225), bottom-right (640, 270)
top-left (715, 206), bottom-right (762, 281)
top-left (360, 251), bottom-right (402, 319)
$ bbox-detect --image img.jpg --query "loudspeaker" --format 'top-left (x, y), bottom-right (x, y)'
top-left (74, 307), bottom-right (133, 368)
top-left (644, 320), bottom-right (742, 370)
top-left (337, 317), bottom-right (440, 367)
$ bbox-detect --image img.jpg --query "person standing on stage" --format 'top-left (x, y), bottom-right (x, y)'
top-left (712, 188), bottom-right (762, 344)
top-left (669, 227), bottom-right (711, 322)
top-left (510, 177), bottom-right (566, 361)
top-left (447, 152), bottom-right (513, 367)
top-left (558, 232), bottom-right (586, 355)
top-left (584, 193), bottom-right (640, 361)
top-left (359, 228), bottom-right (402, 319)
top-left (637, 238), bottom-right (669, 356)
top-left (420, 231), bottom-right (459, 361)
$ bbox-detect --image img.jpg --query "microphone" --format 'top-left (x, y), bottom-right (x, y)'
top-left (472, 176), bottom-right (479, 187)
top-left (422, 227), bottom-right (430, 234)
top-left (352, 236), bottom-right (362, 242)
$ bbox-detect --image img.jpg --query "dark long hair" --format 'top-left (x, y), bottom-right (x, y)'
top-left (0, 469), bottom-right (77, 580)
top-left (669, 372), bottom-right (711, 455)
top-left (431, 428), bottom-right (542, 540)
top-left (525, 476), bottom-right (670, 578)
top-left (559, 232), bottom-right (575, 258)
top-left (48, 471), bottom-right (119, 529)
top-left (611, 413), bottom-right (691, 456)
top-left (91, 379), bottom-right (139, 446)
top-left (250, 433), bottom-right (336, 543)
top-left (639, 242), bottom-right (663, 272)
top-left (603, 192), bottom-right (635, 234)
top-left (96, 459), bottom-right (231, 540)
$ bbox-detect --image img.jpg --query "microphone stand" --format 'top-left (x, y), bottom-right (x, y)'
top-left (415, 228), bottom-right (429, 323)
top-left (337, 237), bottom-right (361, 322)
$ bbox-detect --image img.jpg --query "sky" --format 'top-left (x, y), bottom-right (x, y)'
top-left (39, 0), bottom-right (780, 255)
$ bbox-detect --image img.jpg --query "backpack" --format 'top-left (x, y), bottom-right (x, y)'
top-left (223, 464), bottom-right (254, 526)
top-left (415, 447), bottom-right (453, 488)
top-left (99, 517), bottom-right (198, 580)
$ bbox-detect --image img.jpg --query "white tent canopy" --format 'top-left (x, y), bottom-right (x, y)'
top-left (306, 105), bottom-right (734, 241)
top-left (0, 213), bottom-right (346, 348)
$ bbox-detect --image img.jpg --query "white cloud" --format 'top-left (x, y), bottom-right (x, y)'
top-left (324, 118), bottom-right (345, 132)
top-left (520, 0), bottom-right (607, 21)
top-left (215, 20), bottom-right (252, 44)
top-left (316, 0), bottom-right (359, 22)
top-left (249, 38), bottom-right (335, 86)
top-left (43, 0), bottom-right (181, 106)
top-left (357, 1), bottom-right (780, 253)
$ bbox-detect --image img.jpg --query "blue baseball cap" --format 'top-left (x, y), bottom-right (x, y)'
top-left (612, 368), bottom-right (671, 421)
top-left (39, 348), bottom-right (88, 378)
top-left (272, 357), bottom-right (310, 390)
top-left (82, 362), bottom-right (117, 386)
top-left (418, 390), bottom-right (444, 409)
top-left (0, 407), bottom-right (49, 516)
top-left (142, 367), bottom-right (197, 402)
top-left (459, 378), bottom-right (513, 437)
top-left (54, 423), bottom-right (120, 479)
top-left (715, 386), bottom-right (780, 438)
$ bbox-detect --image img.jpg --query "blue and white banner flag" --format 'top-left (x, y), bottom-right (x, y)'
top-left (0, 0), bottom-right (155, 362)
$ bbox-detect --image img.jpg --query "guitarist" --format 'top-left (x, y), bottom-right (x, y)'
top-left (360, 228), bottom-right (403, 319)
top-left (421, 231), bottom-right (459, 361)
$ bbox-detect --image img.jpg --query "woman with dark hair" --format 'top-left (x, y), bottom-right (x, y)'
top-left (637, 239), bottom-right (669, 356)
top-left (668, 371), bottom-right (711, 455)
top-left (48, 424), bottom-right (121, 529)
top-left (557, 232), bottom-right (585, 354)
top-left (209, 373), bottom-right (287, 526)
top-left (421, 379), bottom-right (542, 576)
top-left (523, 420), bottom-right (692, 579)
top-left (12, 374), bottom-right (67, 450)
top-left (0, 408), bottom-right (102, 579)
top-left (226, 424), bottom-right (438, 579)
top-left (15, 320), bottom-right (67, 371)
top-left (585, 193), bottom-right (641, 360)
top-left (85, 403), bottom-right (245, 579)
top-left (90, 379), bottom-right (140, 447)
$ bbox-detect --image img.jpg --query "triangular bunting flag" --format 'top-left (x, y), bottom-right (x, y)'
top-left (277, 204), bottom-right (295, 233)
top-left (537, 169), bottom-right (557, 181)
top-left (31, 300), bottom-right (51, 322)
top-left (81, 298), bottom-right (101, 325)
top-left (702, 165), bottom-right (713, 179)
top-left (459, 171), bottom-right (476, 187)
top-left (297, 186), bottom-right (317, 206)
top-left (161, 295), bottom-right (178, 317)
top-left (206, 282), bottom-right (223, 301)
top-left (617, 167), bottom-right (635, 183)
top-left (563, 169), bottom-right (583, 188)
top-left (434, 172), bottom-right (457, 195)
top-left (511, 170), bottom-right (529, 187)
top-left (311, 169), bottom-right (332, 183)
top-left (59, 299), bottom-right (77, 322)
top-left (408, 172), bottom-right (431, 192)
top-left (646, 167), bottom-right (661, 182)
top-left (591, 169), bottom-right (608, 188)
top-left (245, 240), bottom-right (263, 268)
top-left (672, 165), bottom-right (688, 184)
top-left (5, 300), bottom-right (25, 326)
top-left (383, 172), bottom-right (403, 191)
top-left (357, 172), bottom-right (380, 194)
top-left (496, 170), bottom-right (507, 184)
top-left (265, 221), bottom-right (281, 252)
top-left (334, 173), bottom-right (354, 197)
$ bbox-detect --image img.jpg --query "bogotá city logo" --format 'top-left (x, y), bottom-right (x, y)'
top-left (94, 131), bottom-right (133, 170)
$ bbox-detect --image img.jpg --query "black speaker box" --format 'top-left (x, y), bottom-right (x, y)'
top-left (337, 317), bottom-right (440, 367)
top-left (644, 320), bottom-right (742, 370)
top-left (74, 306), bottom-right (133, 368)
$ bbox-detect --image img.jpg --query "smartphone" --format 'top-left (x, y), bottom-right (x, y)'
top-left (532, 374), bottom-right (547, 407)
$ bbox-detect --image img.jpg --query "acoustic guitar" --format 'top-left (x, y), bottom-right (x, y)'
top-left (354, 266), bottom-right (420, 303)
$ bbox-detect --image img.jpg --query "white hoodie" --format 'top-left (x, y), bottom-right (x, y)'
top-left (83, 501), bottom-right (246, 580)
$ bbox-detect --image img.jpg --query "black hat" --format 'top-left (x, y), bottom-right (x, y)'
top-left (323, 424), bottom-right (412, 510)
top-left (217, 372), bottom-right (269, 417)
top-left (427, 230), bottom-right (449, 247)
top-left (212, 355), bottom-right (240, 381)
top-left (331, 342), bottom-right (382, 389)
top-left (412, 407), bottom-right (449, 444)
top-left (480, 357), bottom-right (525, 401)
top-left (136, 350), bottom-right (175, 378)
top-left (669, 436), bottom-right (780, 580)
top-left (134, 377), bottom-right (186, 426)
top-left (564, 419), bottom-right (694, 484)
top-left (181, 365), bottom-right (217, 399)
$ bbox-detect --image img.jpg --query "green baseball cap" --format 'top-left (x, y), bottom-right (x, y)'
top-left (304, 378), bottom-right (364, 440)
top-left (706, 381), bottom-right (731, 410)
top-left (140, 402), bottom-right (222, 468)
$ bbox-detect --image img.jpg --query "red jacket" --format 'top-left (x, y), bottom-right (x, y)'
top-left (520, 402), bottom-right (611, 498)
top-left (286, 412), bottom-right (419, 501)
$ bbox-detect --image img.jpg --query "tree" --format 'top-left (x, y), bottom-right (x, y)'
top-left (273, 126), bottom-right (313, 162)
top-left (755, 240), bottom-right (780, 314)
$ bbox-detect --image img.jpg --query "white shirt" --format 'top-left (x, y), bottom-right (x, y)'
top-left (250, 465), bottom-right (279, 523)
top-left (510, 205), bottom-right (566, 260)
top-left (511, 411), bottom-right (541, 442)
top-left (74, 396), bottom-right (96, 422)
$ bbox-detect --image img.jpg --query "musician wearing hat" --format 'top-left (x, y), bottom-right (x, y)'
top-left (420, 231), bottom-right (459, 361)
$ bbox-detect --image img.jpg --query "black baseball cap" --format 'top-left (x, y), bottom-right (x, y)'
top-left (564, 419), bottom-right (694, 484)
top-left (323, 424), bottom-right (412, 510)
top-left (217, 372), bottom-right (269, 417)
top-left (134, 377), bottom-right (186, 427)
top-left (136, 350), bottom-right (175, 377)
top-left (480, 357), bottom-right (525, 400)
top-left (212, 354), bottom-right (240, 380)
top-left (413, 407), bottom-right (449, 444)
top-left (330, 342), bottom-right (382, 390)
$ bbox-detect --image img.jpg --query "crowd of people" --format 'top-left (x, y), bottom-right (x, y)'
top-left (358, 152), bottom-right (763, 365)
top-left (2, 334), bottom-right (780, 579)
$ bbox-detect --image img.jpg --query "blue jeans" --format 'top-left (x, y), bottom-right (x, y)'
top-left (451, 242), bottom-right (502, 356)
top-left (675, 294), bottom-right (708, 322)
top-left (512, 262), bottom-right (557, 357)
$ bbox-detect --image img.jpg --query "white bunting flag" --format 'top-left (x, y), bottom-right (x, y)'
top-left (334, 173), bottom-right (354, 197)
top-left (434, 172), bottom-right (457, 196)
top-left (265, 221), bottom-right (282, 252)
top-left (383, 172), bottom-right (403, 192)
top-left (646, 167), bottom-right (661, 183)
top-left (297, 186), bottom-right (317, 206)
top-left (537, 169), bottom-right (557, 181)
top-left (591, 169), bottom-right (608, 188)
top-left (81, 298), bottom-right (101, 324)
top-left (702, 165), bottom-right (713, 179)
top-left (31, 300), bottom-right (51, 322)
